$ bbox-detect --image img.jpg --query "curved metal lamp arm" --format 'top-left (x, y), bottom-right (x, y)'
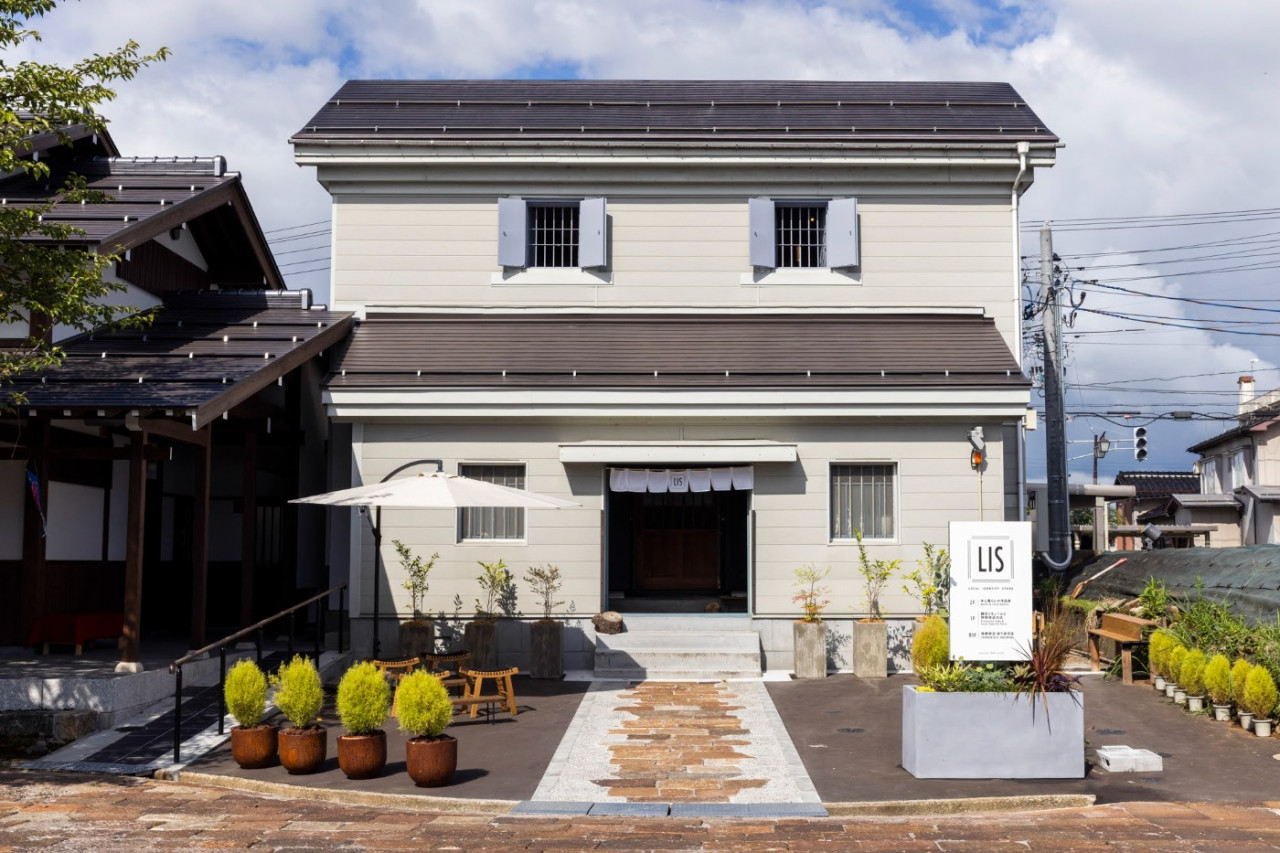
top-left (369, 459), bottom-right (443, 657)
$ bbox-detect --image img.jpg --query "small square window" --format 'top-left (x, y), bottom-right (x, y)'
top-left (498, 197), bottom-right (607, 269)
top-left (458, 464), bottom-right (526, 541)
top-left (528, 202), bottom-right (580, 268)
top-left (830, 463), bottom-right (895, 540)
top-left (775, 203), bottom-right (827, 268)
top-left (749, 197), bottom-right (859, 270)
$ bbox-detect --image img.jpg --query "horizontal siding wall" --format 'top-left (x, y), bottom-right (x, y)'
top-left (331, 192), bottom-right (1019, 351)
top-left (350, 419), bottom-right (1007, 628)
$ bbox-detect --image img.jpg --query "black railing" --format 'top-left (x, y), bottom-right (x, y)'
top-left (168, 583), bottom-right (347, 764)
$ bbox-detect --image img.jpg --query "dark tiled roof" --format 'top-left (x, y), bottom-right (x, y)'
top-left (11, 291), bottom-right (352, 427)
top-left (326, 313), bottom-right (1028, 390)
top-left (1113, 470), bottom-right (1200, 499)
top-left (293, 80), bottom-right (1058, 146)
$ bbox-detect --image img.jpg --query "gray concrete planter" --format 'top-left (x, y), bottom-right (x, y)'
top-left (852, 620), bottom-right (888, 678)
top-left (901, 685), bottom-right (1085, 779)
top-left (793, 621), bottom-right (827, 679)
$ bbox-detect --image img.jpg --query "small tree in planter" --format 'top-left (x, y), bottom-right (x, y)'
top-left (1180, 649), bottom-right (1207, 713)
top-left (1204, 654), bottom-right (1234, 721)
top-left (1232, 657), bottom-right (1253, 725)
top-left (1166, 645), bottom-right (1188, 701)
top-left (467, 559), bottom-right (514, 669)
top-left (224, 659), bottom-right (276, 769)
top-left (335, 661), bottom-right (391, 779)
top-left (1148, 631), bottom-right (1174, 691)
top-left (853, 530), bottom-right (898, 678)
top-left (902, 542), bottom-right (950, 619)
top-left (1137, 576), bottom-right (1171, 625)
top-left (1243, 664), bottom-right (1279, 737)
top-left (270, 655), bottom-right (326, 774)
top-left (792, 565), bottom-right (830, 679)
top-left (397, 670), bottom-right (457, 787)
top-left (524, 563), bottom-right (565, 679)
top-left (394, 540), bottom-right (438, 660)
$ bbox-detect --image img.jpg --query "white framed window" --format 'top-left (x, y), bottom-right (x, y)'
top-left (1200, 457), bottom-right (1219, 493)
top-left (498, 197), bottom-right (607, 270)
top-left (830, 463), bottom-right (895, 541)
top-left (458, 463), bottom-right (526, 542)
top-left (1231, 449), bottom-right (1251, 489)
top-left (749, 197), bottom-right (859, 270)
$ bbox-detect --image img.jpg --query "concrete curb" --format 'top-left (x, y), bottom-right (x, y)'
top-left (160, 769), bottom-right (1095, 819)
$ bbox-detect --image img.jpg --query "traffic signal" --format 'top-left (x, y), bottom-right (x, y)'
top-left (1133, 427), bottom-right (1149, 462)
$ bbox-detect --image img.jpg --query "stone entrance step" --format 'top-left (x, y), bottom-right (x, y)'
top-left (594, 617), bottom-right (761, 680)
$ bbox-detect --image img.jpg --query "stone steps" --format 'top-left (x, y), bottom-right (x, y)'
top-left (594, 620), bottom-right (762, 680)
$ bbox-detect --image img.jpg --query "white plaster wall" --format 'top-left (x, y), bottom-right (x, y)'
top-left (52, 263), bottom-right (161, 343)
top-left (45, 482), bottom-right (103, 561)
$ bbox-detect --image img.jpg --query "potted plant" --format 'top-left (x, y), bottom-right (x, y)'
top-left (791, 564), bottom-right (830, 679)
top-left (1180, 649), bottom-right (1207, 713)
top-left (224, 658), bottom-right (276, 769)
top-left (1166, 644), bottom-right (1187, 700)
top-left (394, 540), bottom-right (438, 660)
top-left (1148, 632), bottom-right (1172, 692)
top-left (1232, 657), bottom-right (1254, 728)
top-left (396, 669), bottom-right (457, 786)
top-left (1204, 653), bottom-right (1234, 721)
top-left (1137, 576), bottom-right (1170, 626)
top-left (1243, 664), bottom-right (1278, 738)
top-left (911, 613), bottom-right (949, 673)
top-left (903, 612), bottom-right (1084, 779)
top-left (524, 563), bottom-right (564, 679)
top-left (853, 530), bottom-right (897, 679)
top-left (271, 655), bottom-right (327, 775)
top-left (466, 558), bottom-right (514, 669)
top-left (335, 661), bottom-right (391, 779)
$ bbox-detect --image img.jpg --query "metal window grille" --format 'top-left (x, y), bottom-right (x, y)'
top-left (830, 464), bottom-right (895, 540)
top-left (776, 203), bottom-right (826, 268)
top-left (528, 202), bottom-right (579, 267)
top-left (459, 464), bottom-right (527, 541)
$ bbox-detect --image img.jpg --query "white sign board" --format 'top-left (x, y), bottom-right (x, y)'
top-left (948, 521), bottom-right (1032, 661)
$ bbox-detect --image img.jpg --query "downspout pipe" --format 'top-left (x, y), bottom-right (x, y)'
top-left (1012, 141), bottom-right (1030, 525)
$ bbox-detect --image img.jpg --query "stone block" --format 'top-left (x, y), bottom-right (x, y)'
top-left (1097, 745), bottom-right (1162, 773)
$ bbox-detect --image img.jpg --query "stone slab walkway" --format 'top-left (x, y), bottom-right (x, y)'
top-left (530, 680), bottom-right (820, 810)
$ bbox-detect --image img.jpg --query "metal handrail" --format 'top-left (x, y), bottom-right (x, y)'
top-left (169, 582), bottom-right (347, 764)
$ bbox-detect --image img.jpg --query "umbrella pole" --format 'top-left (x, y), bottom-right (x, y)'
top-left (372, 506), bottom-right (383, 659)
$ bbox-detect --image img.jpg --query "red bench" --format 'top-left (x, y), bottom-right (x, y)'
top-left (27, 612), bottom-right (123, 655)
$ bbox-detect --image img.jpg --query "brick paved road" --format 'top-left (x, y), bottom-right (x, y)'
top-left (2, 771), bottom-right (1280, 851)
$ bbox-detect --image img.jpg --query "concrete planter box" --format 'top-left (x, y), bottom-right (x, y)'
top-left (793, 621), bottom-right (827, 679)
top-left (901, 685), bottom-right (1084, 779)
top-left (852, 620), bottom-right (888, 678)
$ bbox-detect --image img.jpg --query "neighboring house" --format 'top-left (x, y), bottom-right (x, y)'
top-left (1185, 375), bottom-right (1280, 546)
top-left (0, 125), bottom-right (351, 666)
top-left (1113, 470), bottom-right (1200, 548)
top-left (291, 80), bottom-right (1059, 671)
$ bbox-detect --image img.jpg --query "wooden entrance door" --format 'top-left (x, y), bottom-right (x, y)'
top-left (633, 492), bottom-right (720, 590)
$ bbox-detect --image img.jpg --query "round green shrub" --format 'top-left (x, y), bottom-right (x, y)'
top-left (1203, 654), bottom-right (1233, 705)
top-left (1243, 664), bottom-right (1279, 720)
top-left (336, 661), bottom-right (390, 736)
top-left (1179, 649), bottom-right (1207, 697)
top-left (270, 655), bottom-right (324, 730)
top-left (1166, 645), bottom-right (1188, 685)
top-left (1148, 631), bottom-right (1174, 677)
top-left (1231, 658), bottom-right (1253, 708)
top-left (224, 659), bottom-right (267, 728)
top-left (911, 615), bottom-right (950, 672)
top-left (396, 670), bottom-right (453, 739)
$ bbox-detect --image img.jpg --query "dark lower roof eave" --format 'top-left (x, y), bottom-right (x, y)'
top-left (291, 136), bottom-right (1062, 151)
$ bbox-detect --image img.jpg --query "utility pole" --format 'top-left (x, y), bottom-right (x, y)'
top-left (1092, 432), bottom-right (1109, 485)
top-left (1039, 223), bottom-right (1071, 570)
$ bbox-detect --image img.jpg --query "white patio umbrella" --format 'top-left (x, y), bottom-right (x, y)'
top-left (291, 464), bottom-right (578, 656)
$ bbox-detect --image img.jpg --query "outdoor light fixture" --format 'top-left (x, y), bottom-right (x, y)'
top-left (968, 426), bottom-right (985, 469)
top-left (1141, 523), bottom-right (1163, 550)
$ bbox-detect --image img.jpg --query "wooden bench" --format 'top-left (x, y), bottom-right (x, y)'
top-left (372, 657), bottom-right (420, 718)
top-left (1087, 612), bottom-right (1159, 684)
top-left (453, 666), bottom-right (519, 721)
top-left (26, 612), bottom-right (123, 655)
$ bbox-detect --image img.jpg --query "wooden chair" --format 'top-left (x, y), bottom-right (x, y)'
top-left (371, 657), bottom-right (420, 717)
top-left (454, 666), bottom-right (519, 720)
top-left (1087, 613), bottom-right (1158, 684)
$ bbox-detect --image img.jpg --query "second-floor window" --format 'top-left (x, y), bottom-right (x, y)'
top-left (498, 197), bottom-right (607, 269)
top-left (750, 197), bottom-right (859, 270)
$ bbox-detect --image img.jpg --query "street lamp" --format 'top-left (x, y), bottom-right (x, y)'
top-left (1092, 432), bottom-right (1110, 484)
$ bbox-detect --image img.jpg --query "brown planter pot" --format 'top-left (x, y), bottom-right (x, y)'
top-left (337, 730), bottom-right (387, 780)
top-left (230, 724), bottom-right (278, 769)
top-left (465, 620), bottom-right (498, 670)
top-left (405, 734), bottom-right (457, 787)
top-left (530, 620), bottom-right (563, 679)
top-left (399, 620), bottom-right (435, 660)
top-left (277, 726), bottom-right (327, 775)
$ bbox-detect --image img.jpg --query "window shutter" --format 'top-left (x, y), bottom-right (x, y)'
top-left (579, 197), bottom-right (607, 268)
top-left (497, 197), bottom-right (527, 267)
top-left (748, 197), bottom-right (775, 268)
top-left (826, 197), bottom-right (859, 269)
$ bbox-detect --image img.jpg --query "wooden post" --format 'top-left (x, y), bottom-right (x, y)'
top-left (19, 417), bottom-right (50, 646)
top-left (189, 429), bottom-right (212, 649)
top-left (239, 431), bottom-right (257, 627)
top-left (121, 431), bottom-right (147, 664)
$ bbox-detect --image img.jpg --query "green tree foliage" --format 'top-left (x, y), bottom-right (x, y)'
top-left (393, 540), bottom-right (437, 621)
top-left (395, 670), bottom-right (453, 739)
top-left (336, 661), bottom-right (390, 736)
top-left (475, 558), bottom-right (514, 619)
top-left (223, 659), bottom-right (267, 728)
top-left (0, 0), bottom-right (168, 407)
top-left (270, 655), bottom-right (323, 730)
top-left (855, 529), bottom-right (898, 620)
top-left (791, 564), bottom-right (830, 623)
top-left (911, 614), bottom-right (950, 671)
top-left (1203, 654), bottom-right (1233, 706)
top-left (523, 563), bottom-right (564, 622)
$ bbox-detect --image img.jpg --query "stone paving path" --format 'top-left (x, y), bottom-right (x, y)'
top-left (531, 680), bottom-right (820, 806)
top-left (5, 771), bottom-right (1280, 851)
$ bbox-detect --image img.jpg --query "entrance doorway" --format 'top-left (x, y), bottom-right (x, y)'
top-left (606, 487), bottom-right (750, 612)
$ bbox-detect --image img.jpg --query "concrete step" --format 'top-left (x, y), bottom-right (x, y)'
top-left (594, 629), bottom-right (762, 680)
top-left (610, 614), bottom-right (754, 632)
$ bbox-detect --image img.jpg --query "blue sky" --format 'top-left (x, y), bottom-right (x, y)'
top-left (16, 0), bottom-right (1280, 481)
